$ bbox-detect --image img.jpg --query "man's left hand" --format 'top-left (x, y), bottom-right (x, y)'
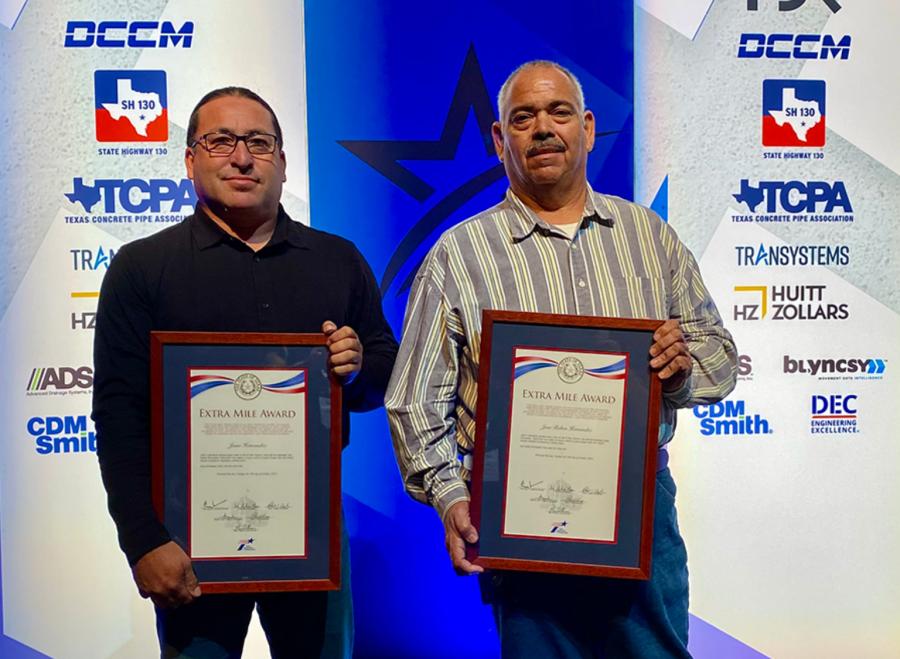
top-left (649, 319), bottom-right (692, 392)
top-left (323, 321), bottom-right (362, 384)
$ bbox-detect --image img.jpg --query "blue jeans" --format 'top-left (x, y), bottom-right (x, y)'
top-left (156, 527), bottom-right (353, 659)
top-left (484, 468), bottom-right (690, 658)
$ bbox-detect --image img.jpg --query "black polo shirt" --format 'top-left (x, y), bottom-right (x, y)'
top-left (92, 206), bottom-right (397, 565)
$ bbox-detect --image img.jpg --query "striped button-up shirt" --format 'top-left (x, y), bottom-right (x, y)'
top-left (385, 185), bottom-right (737, 519)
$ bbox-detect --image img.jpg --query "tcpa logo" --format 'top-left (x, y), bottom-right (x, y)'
top-left (64, 21), bottom-right (194, 48)
top-left (65, 177), bottom-right (196, 214)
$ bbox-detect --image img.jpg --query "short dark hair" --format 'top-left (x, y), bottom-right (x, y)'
top-left (186, 86), bottom-right (283, 147)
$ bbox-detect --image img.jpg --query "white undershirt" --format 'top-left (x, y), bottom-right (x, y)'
top-left (552, 220), bottom-right (582, 238)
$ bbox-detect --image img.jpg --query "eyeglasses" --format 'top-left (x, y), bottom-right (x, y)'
top-left (190, 131), bottom-right (279, 156)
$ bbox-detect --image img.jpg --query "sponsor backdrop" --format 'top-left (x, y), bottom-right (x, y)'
top-left (0, 1), bottom-right (895, 658)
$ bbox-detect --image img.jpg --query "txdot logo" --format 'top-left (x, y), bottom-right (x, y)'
top-left (693, 400), bottom-right (773, 436)
top-left (64, 21), bottom-right (194, 48)
top-left (811, 394), bottom-right (858, 435)
top-left (27, 415), bottom-right (96, 455)
top-left (746, 0), bottom-right (841, 11)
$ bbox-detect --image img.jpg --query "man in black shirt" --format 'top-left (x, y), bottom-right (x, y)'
top-left (92, 87), bottom-right (397, 657)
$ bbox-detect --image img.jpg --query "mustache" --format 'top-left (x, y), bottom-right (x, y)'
top-left (526, 139), bottom-right (566, 157)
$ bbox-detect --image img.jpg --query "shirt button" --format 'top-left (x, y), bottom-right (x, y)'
top-left (254, 255), bottom-right (261, 263)
top-left (571, 243), bottom-right (578, 250)
top-left (578, 280), bottom-right (586, 288)
top-left (261, 303), bottom-right (270, 310)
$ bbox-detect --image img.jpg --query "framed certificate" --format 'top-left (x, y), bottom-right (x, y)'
top-left (150, 332), bottom-right (341, 592)
top-left (467, 311), bottom-right (663, 579)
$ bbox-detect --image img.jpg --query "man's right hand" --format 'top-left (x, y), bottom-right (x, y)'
top-left (444, 501), bottom-right (484, 575)
top-left (132, 541), bottom-right (201, 608)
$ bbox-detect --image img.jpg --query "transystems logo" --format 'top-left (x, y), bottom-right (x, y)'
top-left (735, 243), bottom-right (849, 267)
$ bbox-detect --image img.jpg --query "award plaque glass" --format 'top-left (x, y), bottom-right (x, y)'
top-left (467, 311), bottom-right (663, 579)
top-left (150, 332), bottom-right (341, 592)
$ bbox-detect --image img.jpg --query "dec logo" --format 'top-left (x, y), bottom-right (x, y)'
top-left (811, 394), bottom-right (857, 416)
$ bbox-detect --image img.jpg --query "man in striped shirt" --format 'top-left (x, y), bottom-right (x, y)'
top-left (385, 61), bottom-right (737, 657)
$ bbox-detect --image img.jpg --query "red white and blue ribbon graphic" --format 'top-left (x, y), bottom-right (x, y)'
top-left (189, 371), bottom-right (306, 398)
top-left (512, 355), bottom-right (626, 380)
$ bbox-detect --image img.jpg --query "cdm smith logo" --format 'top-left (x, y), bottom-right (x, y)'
top-left (27, 415), bottom-right (96, 455)
top-left (693, 400), bottom-right (772, 437)
top-left (95, 70), bottom-right (167, 142)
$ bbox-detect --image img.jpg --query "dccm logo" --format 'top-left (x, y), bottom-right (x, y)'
top-left (26, 367), bottom-right (93, 395)
top-left (27, 415), bottom-right (96, 455)
top-left (738, 34), bottom-right (850, 60)
top-left (65, 178), bottom-right (196, 214)
top-left (811, 394), bottom-right (858, 435)
top-left (747, 0), bottom-right (841, 11)
top-left (733, 285), bottom-right (848, 321)
top-left (735, 243), bottom-right (849, 267)
top-left (693, 400), bottom-right (772, 436)
top-left (64, 21), bottom-right (194, 48)
top-left (784, 356), bottom-right (886, 379)
top-left (71, 246), bottom-right (116, 271)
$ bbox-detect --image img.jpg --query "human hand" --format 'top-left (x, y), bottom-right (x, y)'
top-left (132, 541), bottom-right (201, 609)
top-left (443, 501), bottom-right (484, 575)
top-left (649, 319), bottom-right (692, 392)
top-left (322, 321), bottom-right (363, 385)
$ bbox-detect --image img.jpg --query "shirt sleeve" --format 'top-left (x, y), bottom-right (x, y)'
top-left (91, 246), bottom-right (171, 566)
top-left (661, 224), bottom-right (738, 408)
top-left (384, 249), bottom-right (470, 521)
top-left (342, 246), bottom-right (398, 413)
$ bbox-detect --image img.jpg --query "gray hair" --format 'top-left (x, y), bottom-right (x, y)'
top-left (496, 60), bottom-right (586, 122)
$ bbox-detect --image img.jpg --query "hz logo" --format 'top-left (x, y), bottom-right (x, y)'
top-left (95, 70), bottom-right (167, 142)
top-left (694, 400), bottom-right (773, 436)
top-left (26, 367), bottom-right (93, 393)
top-left (27, 415), bottom-right (96, 455)
top-left (64, 21), bottom-right (193, 48)
top-left (65, 178), bottom-right (196, 214)
top-left (733, 284), bottom-right (848, 321)
top-left (739, 34), bottom-right (850, 60)
top-left (762, 80), bottom-right (826, 147)
top-left (71, 312), bottom-right (97, 331)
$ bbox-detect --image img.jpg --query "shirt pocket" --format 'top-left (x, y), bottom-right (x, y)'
top-left (611, 275), bottom-right (669, 320)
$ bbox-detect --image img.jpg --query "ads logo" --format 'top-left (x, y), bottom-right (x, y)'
top-left (95, 71), bottom-right (167, 142)
top-left (27, 415), bottom-right (96, 455)
top-left (811, 394), bottom-right (858, 435)
top-left (64, 21), bottom-right (193, 48)
top-left (762, 80), bottom-right (826, 147)
top-left (747, 0), bottom-right (841, 12)
top-left (733, 285), bottom-right (848, 321)
top-left (732, 179), bottom-right (853, 224)
top-left (26, 367), bottom-right (93, 395)
top-left (71, 246), bottom-right (116, 271)
top-left (784, 356), bottom-right (886, 380)
top-left (735, 243), bottom-right (849, 267)
top-left (65, 177), bottom-right (196, 214)
top-left (693, 400), bottom-right (772, 436)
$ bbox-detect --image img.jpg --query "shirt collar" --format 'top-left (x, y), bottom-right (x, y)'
top-left (502, 183), bottom-right (614, 242)
top-left (191, 204), bottom-right (308, 250)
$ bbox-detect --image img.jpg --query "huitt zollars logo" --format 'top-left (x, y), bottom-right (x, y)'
top-left (733, 285), bottom-right (849, 321)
